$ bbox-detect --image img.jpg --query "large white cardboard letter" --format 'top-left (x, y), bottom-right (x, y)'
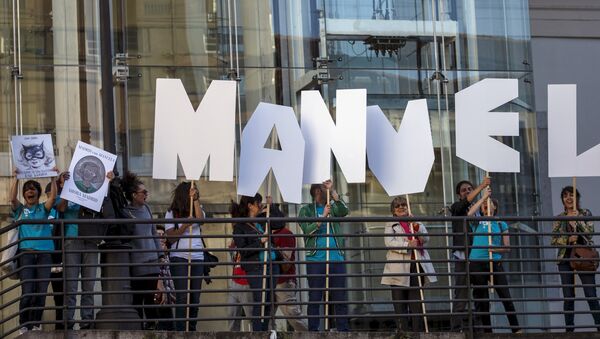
top-left (301, 89), bottom-right (367, 183)
top-left (238, 103), bottom-right (305, 203)
top-left (455, 78), bottom-right (520, 172)
top-left (366, 101), bottom-right (434, 195)
top-left (548, 84), bottom-right (600, 177)
top-left (152, 79), bottom-right (236, 181)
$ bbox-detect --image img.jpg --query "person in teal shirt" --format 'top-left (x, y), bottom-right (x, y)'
top-left (467, 188), bottom-right (520, 333)
top-left (299, 179), bottom-right (349, 331)
top-left (10, 168), bottom-right (58, 333)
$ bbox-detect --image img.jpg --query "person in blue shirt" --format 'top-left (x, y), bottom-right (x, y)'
top-left (44, 182), bottom-right (65, 330)
top-left (10, 168), bottom-right (58, 333)
top-left (299, 179), bottom-right (349, 331)
top-left (467, 188), bottom-right (520, 333)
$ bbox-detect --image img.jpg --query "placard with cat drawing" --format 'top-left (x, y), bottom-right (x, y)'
top-left (61, 141), bottom-right (117, 212)
top-left (11, 134), bottom-right (57, 179)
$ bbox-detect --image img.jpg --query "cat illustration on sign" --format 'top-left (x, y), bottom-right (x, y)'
top-left (18, 141), bottom-right (54, 171)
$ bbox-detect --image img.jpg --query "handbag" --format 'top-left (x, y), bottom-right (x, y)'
top-left (0, 226), bottom-right (19, 280)
top-left (570, 233), bottom-right (600, 271)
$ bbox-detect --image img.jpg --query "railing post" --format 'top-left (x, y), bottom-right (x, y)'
top-left (61, 220), bottom-right (67, 336)
top-left (268, 215), bottom-right (275, 330)
top-left (464, 217), bottom-right (473, 339)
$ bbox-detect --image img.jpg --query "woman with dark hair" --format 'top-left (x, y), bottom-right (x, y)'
top-left (468, 189), bottom-right (520, 333)
top-left (551, 186), bottom-right (600, 332)
top-left (381, 196), bottom-right (436, 332)
top-left (164, 182), bottom-right (204, 331)
top-left (9, 168), bottom-right (58, 334)
top-left (121, 171), bottom-right (168, 330)
top-left (231, 194), bottom-right (280, 331)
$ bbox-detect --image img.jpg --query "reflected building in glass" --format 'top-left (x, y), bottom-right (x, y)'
top-left (0, 0), bottom-right (542, 331)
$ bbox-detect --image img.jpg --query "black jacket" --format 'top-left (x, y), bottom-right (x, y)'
top-left (233, 204), bottom-right (284, 272)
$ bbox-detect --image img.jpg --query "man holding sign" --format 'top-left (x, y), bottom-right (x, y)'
top-left (299, 179), bottom-right (349, 331)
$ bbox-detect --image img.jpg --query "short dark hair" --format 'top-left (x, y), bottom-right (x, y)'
top-left (156, 224), bottom-right (165, 232)
top-left (309, 184), bottom-right (323, 199)
top-left (560, 186), bottom-right (581, 207)
top-left (22, 180), bottom-right (42, 198)
top-left (455, 180), bottom-right (474, 195)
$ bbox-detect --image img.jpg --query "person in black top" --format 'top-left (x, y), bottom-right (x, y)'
top-left (230, 194), bottom-right (283, 331)
top-left (449, 176), bottom-right (490, 331)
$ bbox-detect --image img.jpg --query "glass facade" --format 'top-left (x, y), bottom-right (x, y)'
top-left (0, 0), bottom-right (541, 331)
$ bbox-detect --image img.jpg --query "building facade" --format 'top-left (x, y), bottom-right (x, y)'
top-left (1, 0), bottom-right (542, 332)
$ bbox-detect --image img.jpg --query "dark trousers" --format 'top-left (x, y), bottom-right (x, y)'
top-left (470, 261), bottom-right (519, 333)
top-left (452, 257), bottom-right (470, 330)
top-left (18, 252), bottom-right (52, 329)
top-left (131, 273), bottom-right (163, 328)
top-left (390, 263), bottom-right (423, 332)
top-left (558, 262), bottom-right (600, 331)
top-left (306, 261), bottom-right (349, 331)
top-left (170, 256), bottom-right (203, 331)
top-left (50, 271), bottom-right (65, 329)
top-left (245, 264), bottom-right (279, 331)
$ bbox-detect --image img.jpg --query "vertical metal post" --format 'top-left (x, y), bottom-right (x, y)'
top-left (464, 218), bottom-right (473, 339)
top-left (61, 220), bottom-right (67, 337)
top-left (268, 215), bottom-right (276, 330)
top-left (99, 0), bottom-right (116, 154)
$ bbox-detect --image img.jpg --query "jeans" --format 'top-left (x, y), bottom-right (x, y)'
top-left (170, 256), bottom-right (203, 331)
top-left (18, 251), bottom-right (52, 329)
top-left (50, 271), bottom-right (65, 329)
top-left (452, 256), bottom-right (470, 330)
top-left (390, 263), bottom-right (423, 332)
top-left (558, 261), bottom-right (600, 331)
top-left (306, 261), bottom-right (349, 331)
top-left (245, 264), bottom-right (279, 331)
top-left (470, 261), bottom-right (520, 333)
top-left (64, 239), bottom-right (98, 327)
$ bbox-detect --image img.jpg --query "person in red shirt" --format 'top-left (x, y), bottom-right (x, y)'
top-left (226, 240), bottom-right (253, 331)
top-left (272, 223), bottom-right (308, 331)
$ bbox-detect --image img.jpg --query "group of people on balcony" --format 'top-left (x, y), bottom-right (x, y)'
top-left (4, 167), bottom-right (600, 333)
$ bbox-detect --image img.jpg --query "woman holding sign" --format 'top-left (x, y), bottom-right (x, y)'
top-left (164, 182), bottom-right (205, 331)
top-left (231, 194), bottom-right (280, 331)
top-left (551, 187), bottom-right (600, 332)
top-left (468, 189), bottom-right (520, 333)
top-left (121, 172), bottom-right (170, 330)
top-left (381, 196), bottom-right (436, 332)
top-left (9, 168), bottom-right (58, 333)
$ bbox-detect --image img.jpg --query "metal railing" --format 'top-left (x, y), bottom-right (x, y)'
top-left (1, 215), bottom-right (600, 337)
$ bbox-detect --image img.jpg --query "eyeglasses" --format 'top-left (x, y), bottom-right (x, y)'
top-left (136, 189), bottom-right (149, 195)
top-left (393, 203), bottom-right (408, 209)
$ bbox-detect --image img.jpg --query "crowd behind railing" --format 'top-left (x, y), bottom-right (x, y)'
top-left (1, 172), bottom-right (600, 336)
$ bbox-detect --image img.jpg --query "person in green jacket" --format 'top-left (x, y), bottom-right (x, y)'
top-left (298, 179), bottom-right (349, 331)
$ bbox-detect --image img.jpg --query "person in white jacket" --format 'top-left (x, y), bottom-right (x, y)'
top-left (381, 196), bottom-right (437, 332)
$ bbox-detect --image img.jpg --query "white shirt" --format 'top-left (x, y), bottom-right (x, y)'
top-left (164, 210), bottom-right (204, 261)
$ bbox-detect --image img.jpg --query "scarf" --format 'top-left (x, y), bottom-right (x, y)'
top-left (397, 222), bottom-right (424, 256)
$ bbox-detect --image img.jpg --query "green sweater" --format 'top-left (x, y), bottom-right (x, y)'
top-left (298, 200), bottom-right (349, 257)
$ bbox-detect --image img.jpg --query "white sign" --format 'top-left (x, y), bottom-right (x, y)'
top-left (62, 141), bottom-right (117, 212)
top-left (11, 134), bottom-right (57, 179)
top-left (238, 103), bottom-right (305, 203)
top-left (548, 84), bottom-right (600, 177)
top-left (301, 89), bottom-right (367, 184)
top-left (366, 100), bottom-right (434, 196)
top-left (455, 78), bottom-right (520, 173)
top-left (152, 79), bottom-right (236, 181)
